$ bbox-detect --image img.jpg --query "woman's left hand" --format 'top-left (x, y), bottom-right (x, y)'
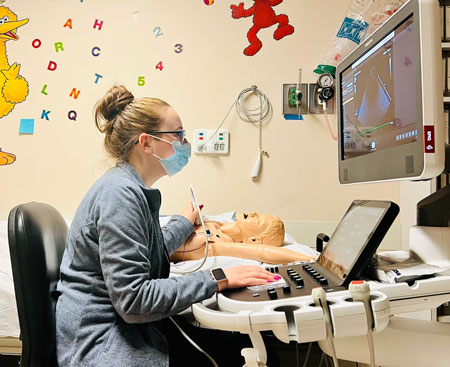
top-left (181, 200), bottom-right (199, 225)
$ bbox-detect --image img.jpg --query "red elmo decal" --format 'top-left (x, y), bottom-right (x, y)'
top-left (231, 0), bottom-right (294, 56)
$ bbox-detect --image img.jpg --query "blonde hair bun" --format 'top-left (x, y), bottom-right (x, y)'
top-left (94, 84), bottom-right (170, 163)
top-left (96, 85), bottom-right (134, 126)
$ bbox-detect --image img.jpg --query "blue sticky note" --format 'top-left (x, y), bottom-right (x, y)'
top-left (284, 114), bottom-right (303, 120)
top-left (19, 119), bottom-right (35, 134)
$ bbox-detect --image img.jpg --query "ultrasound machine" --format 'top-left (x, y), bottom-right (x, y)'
top-left (192, 0), bottom-right (450, 365)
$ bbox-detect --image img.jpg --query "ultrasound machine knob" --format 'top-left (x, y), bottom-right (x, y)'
top-left (295, 278), bottom-right (304, 286)
top-left (267, 288), bottom-right (278, 300)
top-left (319, 277), bottom-right (328, 286)
top-left (282, 285), bottom-right (291, 294)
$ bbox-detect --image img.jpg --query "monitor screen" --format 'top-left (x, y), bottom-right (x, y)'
top-left (336, 0), bottom-right (444, 184)
top-left (316, 200), bottom-right (397, 281)
top-left (341, 15), bottom-right (416, 161)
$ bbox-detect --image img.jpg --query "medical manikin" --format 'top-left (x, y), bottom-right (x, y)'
top-left (171, 212), bottom-right (315, 264)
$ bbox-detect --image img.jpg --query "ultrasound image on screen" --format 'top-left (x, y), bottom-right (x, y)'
top-left (340, 15), bottom-right (418, 160)
top-left (317, 203), bottom-right (387, 281)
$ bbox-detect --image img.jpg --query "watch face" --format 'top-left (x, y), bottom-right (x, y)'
top-left (212, 268), bottom-right (226, 281)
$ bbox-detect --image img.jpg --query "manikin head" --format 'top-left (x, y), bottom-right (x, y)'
top-left (220, 212), bottom-right (285, 246)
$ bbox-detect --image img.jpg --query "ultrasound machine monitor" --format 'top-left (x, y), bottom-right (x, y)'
top-left (336, 0), bottom-right (445, 184)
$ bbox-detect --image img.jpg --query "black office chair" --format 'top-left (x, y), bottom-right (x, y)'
top-left (8, 202), bottom-right (67, 367)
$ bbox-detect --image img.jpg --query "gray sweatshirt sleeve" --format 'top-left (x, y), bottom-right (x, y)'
top-left (161, 215), bottom-right (194, 255)
top-left (96, 185), bottom-right (217, 324)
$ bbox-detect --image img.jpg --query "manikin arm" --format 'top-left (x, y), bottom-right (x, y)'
top-left (171, 241), bottom-right (316, 265)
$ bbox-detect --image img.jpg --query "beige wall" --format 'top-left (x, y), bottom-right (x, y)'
top-left (1, 0), bottom-right (403, 247)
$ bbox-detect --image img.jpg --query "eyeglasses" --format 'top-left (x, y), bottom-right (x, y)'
top-left (134, 130), bottom-right (186, 145)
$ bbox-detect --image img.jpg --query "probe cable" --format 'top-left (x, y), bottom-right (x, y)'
top-left (302, 342), bottom-right (313, 367)
top-left (170, 187), bottom-right (210, 275)
top-left (168, 316), bottom-right (219, 367)
top-left (236, 86), bottom-right (272, 178)
top-left (312, 287), bottom-right (339, 367)
top-left (201, 86), bottom-right (272, 177)
top-left (198, 99), bottom-right (236, 150)
top-left (349, 281), bottom-right (376, 367)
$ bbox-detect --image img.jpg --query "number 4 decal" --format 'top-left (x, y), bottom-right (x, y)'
top-left (156, 61), bottom-right (163, 71)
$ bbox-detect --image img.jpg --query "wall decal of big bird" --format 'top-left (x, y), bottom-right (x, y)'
top-left (0, 147), bottom-right (15, 166)
top-left (0, 6), bottom-right (29, 118)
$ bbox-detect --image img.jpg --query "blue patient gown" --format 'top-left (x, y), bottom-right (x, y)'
top-left (55, 163), bottom-right (217, 367)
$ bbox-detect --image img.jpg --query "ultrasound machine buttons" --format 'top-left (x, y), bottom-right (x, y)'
top-left (300, 264), bottom-right (329, 286)
top-left (266, 267), bottom-right (280, 273)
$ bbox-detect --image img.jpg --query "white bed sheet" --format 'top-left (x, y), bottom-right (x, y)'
top-left (0, 221), bottom-right (20, 338)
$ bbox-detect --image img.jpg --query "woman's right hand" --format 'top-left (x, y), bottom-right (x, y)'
top-left (223, 265), bottom-right (279, 289)
top-left (180, 200), bottom-right (199, 225)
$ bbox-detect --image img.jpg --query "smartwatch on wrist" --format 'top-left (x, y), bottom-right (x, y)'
top-left (210, 268), bottom-right (228, 292)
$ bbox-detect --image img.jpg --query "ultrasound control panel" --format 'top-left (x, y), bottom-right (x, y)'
top-left (222, 263), bottom-right (346, 303)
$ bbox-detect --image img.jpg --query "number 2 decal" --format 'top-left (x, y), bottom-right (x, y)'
top-left (153, 27), bottom-right (163, 38)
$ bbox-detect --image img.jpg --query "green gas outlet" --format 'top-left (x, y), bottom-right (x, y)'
top-left (282, 83), bottom-right (308, 115)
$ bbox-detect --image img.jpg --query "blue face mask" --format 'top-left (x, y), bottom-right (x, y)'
top-left (151, 137), bottom-right (191, 176)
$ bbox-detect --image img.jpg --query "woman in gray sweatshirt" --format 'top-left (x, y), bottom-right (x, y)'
top-left (55, 85), bottom-right (276, 367)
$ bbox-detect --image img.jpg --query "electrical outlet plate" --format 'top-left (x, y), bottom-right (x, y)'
top-left (193, 129), bottom-right (229, 154)
top-left (308, 84), bottom-right (335, 114)
top-left (282, 83), bottom-right (308, 115)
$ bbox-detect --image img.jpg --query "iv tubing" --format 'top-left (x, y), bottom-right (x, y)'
top-left (323, 101), bottom-right (337, 141)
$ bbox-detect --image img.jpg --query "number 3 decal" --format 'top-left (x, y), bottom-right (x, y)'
top-left (174, 44), bottom-right (183, 54)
